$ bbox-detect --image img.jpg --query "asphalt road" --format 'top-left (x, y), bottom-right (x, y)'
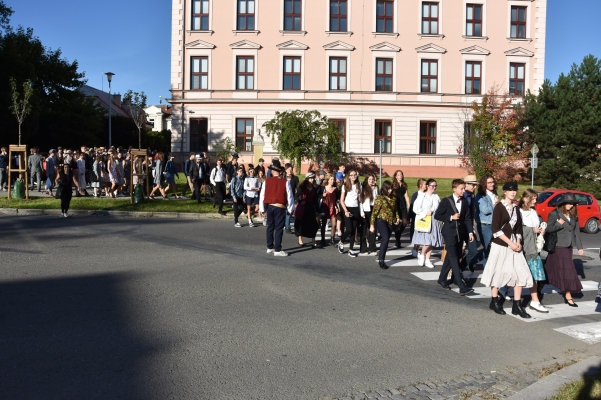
top-left (1, 215), bottom-right (600, 400)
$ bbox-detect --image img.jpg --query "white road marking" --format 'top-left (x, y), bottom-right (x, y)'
top-left (554, 322), bottom-right (601, 344)
top-left (505, 301), bottom-right (601, 322)
top-left (411, 271), bottom-right (482, 281)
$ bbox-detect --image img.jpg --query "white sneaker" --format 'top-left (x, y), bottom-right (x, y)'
top-left (262, 219), bottom-right (267, 226)
top-left (529, 302), bottom-right (549, 313)
top-left (274, 250), bottom-right (288, 256)
top-left (64, 213), bottom-right (69, 218)
top-left (417, 254), bottom-right (425, 266)
top-left (424, 260), bottom-right (435, 269)
top-left (411, 249), bottom-right (418, 257)
top-left (60, 213), bottom-right (64, 218)
top-left (266, 248), bottom-right (274, 254)
top-left (249, 220), bottom-right (254, 227)
top-left (338, 242), bottom-right (345, 254)
top-left (348, 250), bottom-right (358, 258)
top-left (234, 222), bottom-right (242, 228)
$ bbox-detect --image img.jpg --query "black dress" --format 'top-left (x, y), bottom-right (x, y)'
top-left (57, 170), bottom-right (73, 212)
top-left (394, 185), bottom-right (408, 245)
top-left (294, 186), bottom-right (319, 239)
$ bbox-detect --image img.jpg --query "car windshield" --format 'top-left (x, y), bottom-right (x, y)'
top-left (537, 191), bottom-right (554, 204)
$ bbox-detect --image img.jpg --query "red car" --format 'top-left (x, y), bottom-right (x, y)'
top-left (536, 189), bottom-right (601, 234)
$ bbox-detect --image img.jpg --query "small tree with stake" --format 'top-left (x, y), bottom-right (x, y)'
top-left (262, 110), bottom-right (343, 173)
top-left (123, 90), bottom-right (148, 149)
top-left (9, 77), bottom-right (33, 146)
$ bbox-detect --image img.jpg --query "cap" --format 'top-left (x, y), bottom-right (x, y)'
top-left (195, 154), bottom-right (202, 160)
top-left (463, 175), bottom-right (478, 184)
top-left (502, 182), bottom-right (518, 191)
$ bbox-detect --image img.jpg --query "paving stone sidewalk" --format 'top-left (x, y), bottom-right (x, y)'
top-left (328, 361), bottom-right (570, 400)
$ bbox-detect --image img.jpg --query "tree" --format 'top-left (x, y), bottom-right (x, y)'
top-left (458, 86), bottom-right (529, 181)
top-left (262, 110), bottom-right (343, 173)
top-left (123, 90), bottom-right (148, 150)
top-left (212, 137), bottom-right (240, 162)
top-left (522, 55), bottom-right (601, 197)
top-left (9, 77), bottom-right (33, 145)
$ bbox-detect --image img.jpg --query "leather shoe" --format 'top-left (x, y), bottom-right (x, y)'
top-left (379, 260), bottom-right (389, 270)
top-left (489, 297), bottom-right (506, 315)
top-left (437, 280), bottom-right (450, 289)
top-left (459, 287), bottom-right (475, 296)
top-left (512, 299), bottom-right (532, 318)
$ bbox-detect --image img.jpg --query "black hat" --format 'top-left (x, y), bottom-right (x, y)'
top-left (232, 153), bottom-right (239, 159)
top-left (502, 182), bottom-right (518, 191)
top-left (268, 159), bottom-right (284, 172)
top-left (557, 192), bottom-right (578, 206)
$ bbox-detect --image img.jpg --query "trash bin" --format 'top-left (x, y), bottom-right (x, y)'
top-left (133, 183), bottom-right (145, 204)
top-left (11, 179), bottom-right (25, 199)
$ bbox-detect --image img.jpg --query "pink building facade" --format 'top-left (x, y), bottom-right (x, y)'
top-left (169, 0), bottom-right (546, 177)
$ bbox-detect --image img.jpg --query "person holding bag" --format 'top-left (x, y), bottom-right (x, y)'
top-left (411, 179), bottom-right (443, 268)
top-left (544, 193), bottom-right (584, 307)
top-left (370, 181), bottom-right (400, 270)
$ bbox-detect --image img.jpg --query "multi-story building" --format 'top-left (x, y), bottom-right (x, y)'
top-left (169, 0), bottom-right (546, 177)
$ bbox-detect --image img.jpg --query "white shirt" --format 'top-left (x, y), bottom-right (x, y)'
top-left (520, 208), bottom-right (540, 228)
top-left (413, 192), bottom-right (441, 219)
top-left (244, 176), bottom-right (259, 198)
top-left (452, 194), bottom-right (463, 215)
top-left (486, 190), bottom-right (498, 206)
top-left (210, 166), bottom-right (226, 185)
top-left (342, 183), bottom-right (361, 208)
top-left (360, 186), bottom-right (379, 212)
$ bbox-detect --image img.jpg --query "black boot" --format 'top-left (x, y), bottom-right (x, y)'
top-left (512, 299), bottom-right (532, 319)
top-left (378, 260), bottom-right (389, 270)
top-left (489, 297), bottom-right (506, 315)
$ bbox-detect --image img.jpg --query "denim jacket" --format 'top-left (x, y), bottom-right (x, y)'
top-left (230, 175), bottom-right (245, 198)
top-left (475, 192), bottom-right (494, 225)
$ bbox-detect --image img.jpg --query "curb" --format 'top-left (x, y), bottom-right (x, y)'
top-left (0, 207), bottom-right (229, 220)
top-left (507, 356), bottom-right (601, 400)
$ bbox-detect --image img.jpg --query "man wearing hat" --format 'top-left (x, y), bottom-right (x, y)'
top-left (259, 159), bottom-right (295, 256)
top-left (189, 154), bottom-right (204, 203)
top-left (463, 174), bottom-right (480, 270)
top-left (266, 157), bottom-right (279, 178)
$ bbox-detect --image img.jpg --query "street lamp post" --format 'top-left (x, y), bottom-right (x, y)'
top-left (531, 144), bottom-right (539, 189)
top-left (105, 72), bottom-right (115, 148)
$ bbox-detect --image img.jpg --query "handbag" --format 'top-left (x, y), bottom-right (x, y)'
top-left (415, 215), bottom-right (432, 233)
top-left (294, 202), bottom-right (305, 220)
top-left (54, 186), bottom-right (62, 199)
top-left (543, 211), bottom-right (559, 253)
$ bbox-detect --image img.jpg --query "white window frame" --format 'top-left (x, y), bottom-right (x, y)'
top-left (280, 0), bottom-right (307, 35)
top-left (506, 56), bottom-right (530, 96)
top-left (461, 54), bottom-right (486, 95)
top-left (187, 49), bottom-right (213, 92)
top-left (232, 0), bottom-right (260, 34)
top-left (232, 49), bottom-right (259, 96)
top-left (189, 0), bottom-right (214, 34)
top-left (462, 0), bottom-right (487, 40)
top-left (326, 0), bottom-right (353, 36)
top-left (372, 0), bottom-right (399, 38)
top-left (418, 0), bottom-right (444, 39)
top-left (279, 51), bottom-right (305, 91)
top-left (417, 54), bottom-right (443, 94)
top-left (507, 0), bottom-right (533, 42)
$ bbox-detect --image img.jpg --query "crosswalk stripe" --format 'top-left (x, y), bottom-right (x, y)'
top-left (505, 301), bottom-right (601, 322)
top-left (449, 282), bottom-right (598, 299)
top-left (411, 271), bottom-right (482, 280)
top-left (554, 321), bottom-right (601, 344)
top-left (388, 259), bottom-right (443, 267)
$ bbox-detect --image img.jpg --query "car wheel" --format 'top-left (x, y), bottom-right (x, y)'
top-left (584, 218), bottom-right (599, 234)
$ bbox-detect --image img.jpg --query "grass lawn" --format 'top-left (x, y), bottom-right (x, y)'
top-left (551, 370), bottom-right (601, 400)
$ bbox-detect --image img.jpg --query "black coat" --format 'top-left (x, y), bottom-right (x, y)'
top-left (434, 196), bottom-right (473, 243)
top-left (188, 162), bottom-right (202, 181)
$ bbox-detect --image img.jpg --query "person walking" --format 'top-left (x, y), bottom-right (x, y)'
top-left (434, 179), bottom-right (475, 296)
top-left (360, 174), bottom-right (378, 255)
top-left (244, 168), bottom-right (260, 227)
top-left (230, 166), bottom-right (246, 227)
top-left (408, 179), bottom-right (427, 257)
top-left (463, 175), bottom-right (480, 271)
top-left (28, 148), bottom-right (43, 192)
top-left (475, 174), bottom-right (498, 267)
top-left (518, 189), bottom-right (549, 313)
top-left (294, 172), bottom-right (320, 247)
top-left (370, 181), bottom-right (400, 270)
top-left (189, 155), bottom-right (204, 203)
top-left (164, 154), bottom-right (180, 199)
top-left (392, 170), bottom-right (410, 248)
top-left (411, 179), bottom-right (443, 268)
top-left (337, 170), bottom-right (362, 258)
top-left (44, 149), bottom-right (57, 196)
top-left (480, 182), bottom-right (533, 318)
top-left (319, 175), bottom-right (339, 247)
top-left (259, 159), bottom-right (295, 256)
top-left (210, 158), bottom-right (227, 215)
top-left (284, 164), bottom-right (299, 234)
top-left (149, 152), bottom-right (167, 199)
top-left (544, 193), bottom-right (584, 307)
top-left (55, 162), bottom-right (74, 218)
top-left (182, 153), bottom-right (195, 198)
top-left (91, 155), bottom-right (102, 197)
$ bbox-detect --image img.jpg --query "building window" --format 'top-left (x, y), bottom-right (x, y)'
top-left (284, 0), bottom-right (302, 31)
top-left (236, 118), bottom-right (254, 152)
top-left (330, 119), bottom-right (346, 152)
top-left (330, 0), bottom-right (348, 32)
top-left (421, 60), bottom-right (438, 93)
top-left (236, 56), bottom-right (254, 90)
top-left (190, 118), bottom-right (208, 153)
top-left (191, 57), bottom-right (208, 90)
top-left (374, 120), bottom-right (392, 154)
top-left (422, 2), bottom-right (439, 34)
top-left (420, 121), bottom-right (436, 155)
top-left (237, 0), bottom-right (255, 30)
top-left (329, 57), bottom-right (347, 91)
top-left (375, 58), bottom-right (393, 92)
top-left (509, 63), bottom-right (525, 96)
top-left (192, 0), bottom-right (210, 30)
top-left (465, 61), bottom-right (481, 94)
top-left (510, 6), bottom-right (527, 38)
top-left (466, 4), bottom-right (482, 36)
top-left (283, 56), bottom-right (301, 90)
top-left (376, 0), bottom-right (394, 33)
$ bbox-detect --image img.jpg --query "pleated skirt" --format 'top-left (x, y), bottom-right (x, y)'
top-left (545, 246), bottom-right (583, 293)
top-left (480, 242), bottom-right (533, 288)
top-left (411, 218), bottom-right (443, 247)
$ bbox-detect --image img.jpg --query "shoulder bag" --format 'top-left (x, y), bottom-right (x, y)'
top-left (543, 210), bottom-right (559, 253)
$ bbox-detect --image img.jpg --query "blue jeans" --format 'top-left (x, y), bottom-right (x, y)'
top-left (478, 223), bottom-right (493, 267)
top-left (285, 212), bottom-right (291, 230)
top-left (266, 206), bottom-right (286, 252)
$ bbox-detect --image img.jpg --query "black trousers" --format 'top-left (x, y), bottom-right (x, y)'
top-left (60, 190), bottom-right (72, 213)
top-left (193, 178), bottom-right (203, 203)
top-left (438, 235), bottom-right (466, 289)
top-left (394, 220), bottom-right (407, 246)
top-left (215, 182), bottom-right (226, 212)
top-left (360, 211), bottom-right (376, 253)
top-left (341, 206), bottom-right (361, 251)
top-left (376, 219), bottom-right (392, 261)
top-left (233, 197), bottom-right (244, 223)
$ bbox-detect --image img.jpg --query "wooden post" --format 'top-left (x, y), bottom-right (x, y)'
top-left (130, 149), bottom-right (151, 203)
top-left (7, 145), bottom-right (29, 200)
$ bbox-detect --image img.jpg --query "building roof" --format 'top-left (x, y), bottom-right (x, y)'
top-left (79, 85), bottom-right (132, 118)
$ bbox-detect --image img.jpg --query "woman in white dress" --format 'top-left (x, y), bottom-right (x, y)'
top-left (411, 179), bottom-right (443, 268)
top-left (480, 182), bottom-right (533, 318)
top-left (76, 152), bottom-right (87, 196)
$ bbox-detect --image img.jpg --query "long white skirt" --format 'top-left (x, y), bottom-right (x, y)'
top-left (480, 242), bottom-right (533, 288)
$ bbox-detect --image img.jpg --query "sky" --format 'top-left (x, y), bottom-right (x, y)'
top-left (7, 0), bottom-right (601, 106)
